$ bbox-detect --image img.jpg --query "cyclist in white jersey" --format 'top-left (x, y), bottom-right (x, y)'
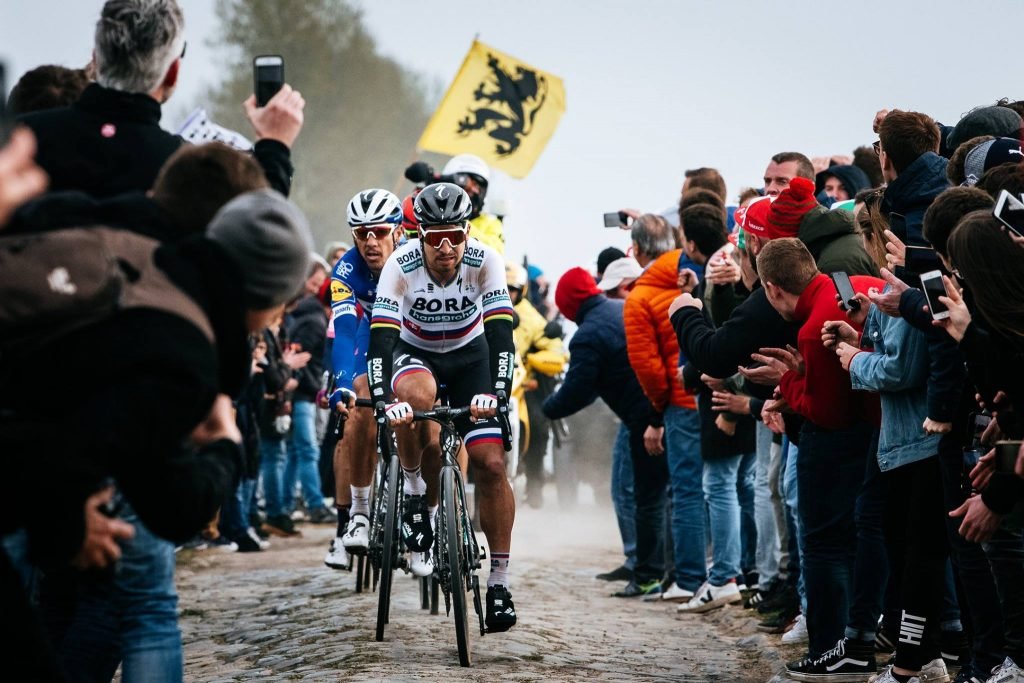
top-left (366, 182), bottom-right (518, 632)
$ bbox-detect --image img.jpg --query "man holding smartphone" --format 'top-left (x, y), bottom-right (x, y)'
top-left (754, 239), bottom-right (884, 672)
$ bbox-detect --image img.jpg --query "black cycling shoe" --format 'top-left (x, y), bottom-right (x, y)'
top-left (401, 495), bottom-right (433, 552)
top-left (485, 585), bottom-right (517, 633)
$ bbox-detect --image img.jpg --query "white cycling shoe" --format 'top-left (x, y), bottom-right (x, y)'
top-left (409, 551), bottom-right (433, 578)
top-left (324, 538), bottom-right (351, 570)
top-left (342, 513), bottom-right (370, 553)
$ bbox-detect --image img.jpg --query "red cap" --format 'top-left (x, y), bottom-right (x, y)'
top-left (734, 195), bottom-right (774, 236)
top-left (555, 267), bottom-right (602, 322)
top-left (765, 177), bottom-right (818, 240)
top-left (402, 193), bottom-right (419, 235)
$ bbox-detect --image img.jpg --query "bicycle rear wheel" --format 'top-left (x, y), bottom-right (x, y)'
top-left (375, 452), bottom-right (400, 642)
top-left (442, 465), bottom-right (472, 666)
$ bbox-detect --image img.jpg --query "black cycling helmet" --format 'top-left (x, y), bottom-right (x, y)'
top-left (413, 182), bottom-right (473, 227)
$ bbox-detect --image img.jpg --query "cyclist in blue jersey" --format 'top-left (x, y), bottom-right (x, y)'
top-left (322, 189), bottom-right (436, 576)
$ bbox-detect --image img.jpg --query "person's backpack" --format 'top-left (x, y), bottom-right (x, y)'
top-left (0, 227), bottom-right (214, 351)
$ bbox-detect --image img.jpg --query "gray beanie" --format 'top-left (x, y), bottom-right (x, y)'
top-left (947, 106), bottom-right (1022, 153)
top-left (207, 189), bottom-right (314, 308)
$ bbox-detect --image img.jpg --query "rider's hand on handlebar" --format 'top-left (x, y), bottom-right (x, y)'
top-left (470, 393), bottom-right (498, 421)
top-left (384, 401), bottom-right (414, 426)
top-left (330, 387), bottom-right (357, 416)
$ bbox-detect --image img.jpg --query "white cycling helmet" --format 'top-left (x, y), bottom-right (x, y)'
top-left (346, 188), bottom-right (402, 227)
top-left (442, 154), bottom-right (491, 184)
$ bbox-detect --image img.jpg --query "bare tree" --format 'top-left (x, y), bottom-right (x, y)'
top-left (207, 0), bottom-right (434, 248)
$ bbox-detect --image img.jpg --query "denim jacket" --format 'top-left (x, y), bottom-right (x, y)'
top-left (848, 300), bottom-right (940, 472)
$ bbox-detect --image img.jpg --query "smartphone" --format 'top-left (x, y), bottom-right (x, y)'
top-left (919, 270), bottom-right (950, 320)
top-left (829, 271), bottom-right (860, 312)
top-left (253, 55), bottom-right (284, 107)
top-left (0, 61), bottom-right (10, 145)
top-left (603, 211), bottom-right (629, 228)
top-left (994, 189), bottom-right (1024, 238)
top-left (904, 245), bottom-right (940, 275)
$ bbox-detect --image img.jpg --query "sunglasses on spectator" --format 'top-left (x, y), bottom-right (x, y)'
top-left (420, 225), bottom-right (468, 249)
top-left (351, 225), bottom-right (395, 241)
top-left (872, 140), bottom-right (881, 155)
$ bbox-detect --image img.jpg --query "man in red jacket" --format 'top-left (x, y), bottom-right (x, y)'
top-left (754, 238), bottom-right (883, 661)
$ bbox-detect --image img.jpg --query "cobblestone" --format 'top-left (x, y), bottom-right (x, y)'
top-left (177, 490), bottom-right (794, 681)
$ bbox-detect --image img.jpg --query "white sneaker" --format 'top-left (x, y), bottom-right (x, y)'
top-left (676, 581), bottom-right (742, 613)
top-left (920, 658), bottom-right (950, 683)
top-left (409, 551), bottom-right (433, 578)
top-left (324, 537), bottom-right (351, 570)
top-left (872, 667), bottom-right (921, 683)
top-left (246, 527), bottom-right (270, 550)
top-left (659, 583), bottom-right (695, 603)
top-left (781, 614), bottom-right (808, 644)
top-left (988, 657), bottom-right (1024, 682)
top-left (342, 513), bottom-right (370, 552)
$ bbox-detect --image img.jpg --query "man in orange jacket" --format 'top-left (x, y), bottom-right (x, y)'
top-left (621, 214), bottom-right (708, 603)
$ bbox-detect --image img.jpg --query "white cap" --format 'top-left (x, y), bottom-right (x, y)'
top-left (442, 154), bottom-right (490, 183)
top-left (597, 257), bottom-right (643, 291)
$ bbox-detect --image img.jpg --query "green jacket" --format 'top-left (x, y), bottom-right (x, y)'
top-left (799, 206), bottom-right (879, 277)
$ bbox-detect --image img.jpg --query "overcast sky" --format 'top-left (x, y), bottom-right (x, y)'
top-left (3, 0), bottom-right (1023, 281)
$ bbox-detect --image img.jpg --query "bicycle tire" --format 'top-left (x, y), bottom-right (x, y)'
top-left (355, 554), bottom-right (365, 593)
top-left (443, 466), bottom-right (472, 666)
top-left (375, 452), bottom-right (400, 642)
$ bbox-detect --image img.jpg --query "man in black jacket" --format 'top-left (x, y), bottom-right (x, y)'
top-left (0, 189), bottom-right (313, 680)
top-left (542, 267), bottom-right (664, 597)
top-left (17, 0), bottom-right (302, 199)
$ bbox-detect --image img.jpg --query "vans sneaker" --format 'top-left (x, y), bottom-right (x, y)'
top-left (324, 538), bottom-right (351, 570)
top-left (677, 580), bottom-right (742, 614)
top-left (341, 513), bottom-right (370, 554)
top-left (401, 495), bottom-right (433, 552)
top-left (987, 657), bottom-right (1024, 682)
top-left (786, 637), bottom-right (875, 681)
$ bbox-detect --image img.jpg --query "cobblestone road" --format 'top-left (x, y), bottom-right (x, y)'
top-left (177, 490), bottom-right (798, 682)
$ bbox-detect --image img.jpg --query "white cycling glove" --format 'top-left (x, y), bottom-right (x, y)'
top-left (385, 401), bottom-right (414, 424)
top-left (471, 393), bottom-right (498, 414)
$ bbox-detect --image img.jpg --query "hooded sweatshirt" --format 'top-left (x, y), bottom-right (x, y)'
top-left (798, 206), bottom-right (880, 277)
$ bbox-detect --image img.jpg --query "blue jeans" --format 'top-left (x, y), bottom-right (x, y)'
top-left (610, 423), bottom-right (637, 571)
top-left (703, 454), bottom-right (750, 585)
top-left (781, 438), bottom-right (806, 610)
top-left (737, 451), bottom-right (757, 574)
top-left (284, 400), bottom-right (326, 511)
top-left (260, 436), bottom-right (288, 518)
top-left (754, 423), bottom-right (780, 584)
top-left (663, 405), bottom-right (705, 591)
top-left (797, 421), bottom-right (874, 658)
top-left (46, 502), bottom-right (182, 683)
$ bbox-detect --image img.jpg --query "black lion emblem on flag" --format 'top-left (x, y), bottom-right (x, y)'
top-left (457, 53), bottom-right (549, 157)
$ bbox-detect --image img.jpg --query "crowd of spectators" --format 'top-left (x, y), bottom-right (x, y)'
top-left (2, 2), bottom-right (1024, 683)
top-left (547, 109), bottom-right (1024, 683)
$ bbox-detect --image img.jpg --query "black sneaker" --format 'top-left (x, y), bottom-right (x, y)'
top-left (401, 495), bottom-right (433, 552)
top-left (595, 565), bottom-right (633, 582)
top-left (785, 637), bottom-right (876, 682)
top-left (262, 514), bottom-right (300, 537)
top-left (485, 585), bottom-right (517, 633)
top-left (308, 506), bottom-right (338, 524)
top-left (875, 625), bottom-right (896, 654)
top-left (757, 582), bottom-right (797, 614)
top-left (755, 601), bottom-right (800, 633)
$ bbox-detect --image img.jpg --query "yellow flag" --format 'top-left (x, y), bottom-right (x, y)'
top-left (417, 40), bottom-right (566, 179)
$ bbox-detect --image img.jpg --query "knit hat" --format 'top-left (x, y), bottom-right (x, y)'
top-left (764, 177), bottom-right (818, 240)
top-left (207, 189), bottom-right (314, 308)
top-left (596, 257), bottom-right (643, 291)
top-left (733, 195), bottom-right (774, 236)
top-left (554, 267), bottom-right (602, 322)
top-left (963, 137), bottom-right (1024, 186)
top-left (947, 106), bottom-right (1022, 153)
top-left (596, 246), bottom-right (626, 278)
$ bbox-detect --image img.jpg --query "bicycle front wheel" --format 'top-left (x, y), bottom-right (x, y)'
top-left (442, 465), bottom-right (472, 666)
top-left (376, 452), bottom-right (400, 642)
